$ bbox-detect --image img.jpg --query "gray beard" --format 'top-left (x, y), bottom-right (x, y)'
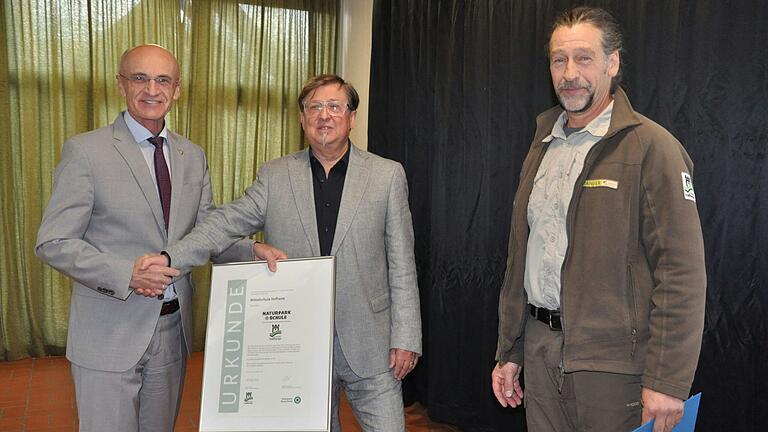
top-left (559, 91), bottom-right (594, 114)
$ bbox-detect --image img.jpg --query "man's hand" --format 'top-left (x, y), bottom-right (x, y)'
top-left (253, 242), bottom-right (288, 272)
top-left (642, 387), bottom-right (684, 432)
top-left (491, 362), bottom-right (524, 408)
top-left (389, 348), bottom-right (418, 380)
top-left (130, 254), bottom-right (179, 297)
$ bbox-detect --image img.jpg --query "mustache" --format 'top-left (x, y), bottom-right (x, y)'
top-left (558, 81), bottom-right (585, 90)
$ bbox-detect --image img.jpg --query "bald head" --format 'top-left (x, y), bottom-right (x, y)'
top-left (117, 44), bottom-right (182, 135)
top-left (119, 44), bottom-right (180, 79)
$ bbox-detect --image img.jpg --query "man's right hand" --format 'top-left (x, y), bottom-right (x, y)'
top-left (642, 387), bottom-right (684, 432)
top-left (130, 254), bottom-right (179, 297)
top-left (491, 362), bottom-right (524, 408)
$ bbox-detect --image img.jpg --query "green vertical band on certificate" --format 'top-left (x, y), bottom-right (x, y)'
top-left (200, 257), bottom-right (336, 431)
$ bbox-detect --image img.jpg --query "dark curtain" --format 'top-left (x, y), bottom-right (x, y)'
top-left (369, 1), bottom-right (768, 431)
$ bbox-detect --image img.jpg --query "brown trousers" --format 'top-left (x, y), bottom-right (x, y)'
top-left (523, 317), bottom-right (643, 432)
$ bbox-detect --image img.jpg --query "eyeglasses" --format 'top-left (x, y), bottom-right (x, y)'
top-left (303, 100), bottom-right (351, 117)
top-left (118, 73), bottom-right (178, 88)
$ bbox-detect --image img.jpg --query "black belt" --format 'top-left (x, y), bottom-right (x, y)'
top-left (529, 304), bottom-right (562, 331)
top-left (160, 298), bottom-right (180, 316)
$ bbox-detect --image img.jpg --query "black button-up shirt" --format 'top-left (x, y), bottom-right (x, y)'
top-left (310, 147), bottom-right (350, 256)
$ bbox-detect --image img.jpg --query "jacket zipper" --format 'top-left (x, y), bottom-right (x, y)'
top-left (627, 264), bottom-right (639, 357)
top-left (557, 139), bottom-right (607, 393)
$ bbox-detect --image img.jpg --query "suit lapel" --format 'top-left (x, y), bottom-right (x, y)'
top-left (166, 132), bottom-right (186, 241)
top-left (110, 114), bottom-right (167, 238)
top-left (331, 145), bottom-right (370, 255)
top-left (288, 150), bottom-right (321, 255)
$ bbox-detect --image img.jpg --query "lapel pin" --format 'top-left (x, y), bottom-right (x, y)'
top-left (178, 147), bottom-right (184, 156)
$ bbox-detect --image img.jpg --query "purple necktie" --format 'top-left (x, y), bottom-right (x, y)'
top-left (148, 136), bottom-right (171, 231)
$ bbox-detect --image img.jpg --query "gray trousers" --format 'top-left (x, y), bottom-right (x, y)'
top-left (71, 310), bottom-right (187, 432)
top-left (523, 317), bottom-right (642, 432)
top-left (330, 334), bottom-right (405, 431)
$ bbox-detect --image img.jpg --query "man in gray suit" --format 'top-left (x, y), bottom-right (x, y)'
top-left (35, 44), bottom-right (253, 431)
top-left (146, 74), bottom-right (422, 430)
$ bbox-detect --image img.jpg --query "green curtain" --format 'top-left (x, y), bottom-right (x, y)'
top-left (0, 0), bottom-right (339, 360)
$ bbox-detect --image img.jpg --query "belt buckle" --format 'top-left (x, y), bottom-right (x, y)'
top-left (548, 311), bottom-right (561, 331)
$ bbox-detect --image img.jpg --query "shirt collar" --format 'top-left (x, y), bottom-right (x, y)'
top-left (309, 141), bottom-right (351, 168)
top-left (542, 100), bottom-right (615, 142)
top-left (123, 111), bottom-right (169, 144)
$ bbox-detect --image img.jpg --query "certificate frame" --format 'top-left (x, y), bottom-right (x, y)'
top-left (200, 257), bottom-right (336, 432)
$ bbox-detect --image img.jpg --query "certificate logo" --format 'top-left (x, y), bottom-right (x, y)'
top-left (269, 324), bottom-right (282, 339)
top-left (280, 395), bottom-right (301, 404)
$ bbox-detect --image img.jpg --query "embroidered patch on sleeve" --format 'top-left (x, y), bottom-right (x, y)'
top-left (583, 179), bottom-right (619, 189)
top-left (682, 172), bottom-right (696, 202)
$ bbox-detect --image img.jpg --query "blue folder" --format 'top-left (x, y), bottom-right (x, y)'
top-left (632, 392), bottom-right (701, 432)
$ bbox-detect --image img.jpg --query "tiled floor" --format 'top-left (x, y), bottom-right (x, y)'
top-left (0, 353), bottom-right (456, 431)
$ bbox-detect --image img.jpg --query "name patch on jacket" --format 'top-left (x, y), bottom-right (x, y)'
top-left (583, 179), bottom-right (618, 189)
top-left (682, 172), bottom-right (696, 202)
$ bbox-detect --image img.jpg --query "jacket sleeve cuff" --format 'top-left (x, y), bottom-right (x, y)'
top-left (496, 347), bottom-right (524, 366)
top-left (641, 376), bottom-right (692, 401)
top-left (160, 251), bottom-right (171, 266)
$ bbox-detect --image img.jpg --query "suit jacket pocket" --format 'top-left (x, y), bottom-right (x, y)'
top-left (370, 292), bottom-right (391, 313)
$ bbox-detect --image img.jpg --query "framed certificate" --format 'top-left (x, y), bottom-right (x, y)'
top-left (200, 257), bottom-right (336, 432)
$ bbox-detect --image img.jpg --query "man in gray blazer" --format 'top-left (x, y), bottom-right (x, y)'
top-left (150, 74), bottom-right (422, 431)
top-left (35, 45), bottom-right (252, 432)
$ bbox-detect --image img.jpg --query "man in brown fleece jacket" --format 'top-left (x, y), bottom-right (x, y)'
top-left (491, 6), bottom-right (706, 432)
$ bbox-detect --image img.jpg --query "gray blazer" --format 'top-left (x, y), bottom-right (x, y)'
top-left (36, 114), bottom-right (251, 372)
top-left (167, 144), bottom-right (422, 377)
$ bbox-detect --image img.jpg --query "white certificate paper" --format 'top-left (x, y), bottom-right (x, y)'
top-left (200, 257), bottom-right (335, 431)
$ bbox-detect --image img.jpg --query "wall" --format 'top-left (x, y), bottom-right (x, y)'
top-left (339, 0), bottom-right (373, 150)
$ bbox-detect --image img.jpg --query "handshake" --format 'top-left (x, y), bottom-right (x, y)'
top-left (129, 253), bottom-right (177, 298)
top-left (128, 243), bottom-right (288, 298)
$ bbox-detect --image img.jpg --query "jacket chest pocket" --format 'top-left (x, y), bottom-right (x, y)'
top-left (578, 164), bottom-right (638, 220)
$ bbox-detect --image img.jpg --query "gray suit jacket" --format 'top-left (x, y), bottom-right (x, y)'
top-left (36, 114), bottom-right (252, 372)
top-left (167, 144), bottom-right (422, 377)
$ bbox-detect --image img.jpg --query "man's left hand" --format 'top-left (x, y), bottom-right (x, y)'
top-left (389, 348), bottom-right (418, 380)
top-left (253, 242), bottom-right (288, 272)
top-left (642, 387), bottom-right (684, 432)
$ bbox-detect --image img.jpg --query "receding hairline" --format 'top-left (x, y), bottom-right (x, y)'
top-left (119, 44), bottom-right (180, 77)
top-left (547, 7), bottom-right (623, 56)
top-left (549, 23), bottom-right (608, 52)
